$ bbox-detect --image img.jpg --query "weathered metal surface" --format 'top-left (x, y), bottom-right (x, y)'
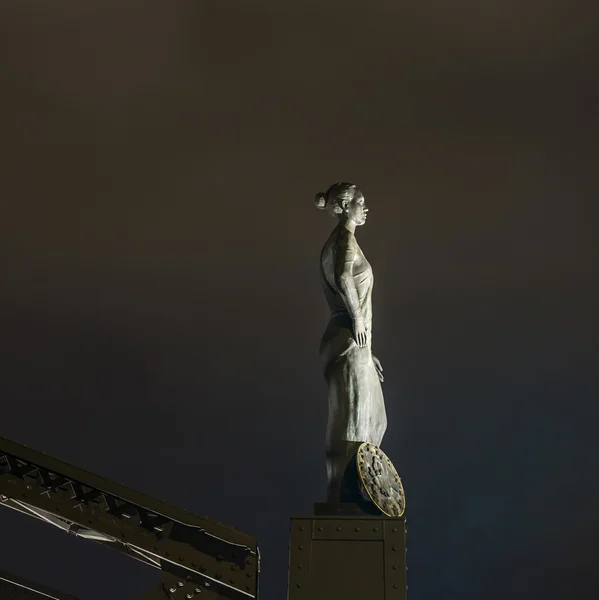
top-left (287, 519), bottom-right (312, 599)
top-left (288, 515), bottom-right (407, 600)
top-left (0, 437), bottom-right (259, 600)
top-left (383, 519), bottom-right (408, 597)
top-left (312, 519), bottom-right (384, 541)
top-left (357, 443), bottom-right (405, 517)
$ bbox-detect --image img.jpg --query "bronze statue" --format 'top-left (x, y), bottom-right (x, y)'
top-left (315, 182), bottom-right (388, 503)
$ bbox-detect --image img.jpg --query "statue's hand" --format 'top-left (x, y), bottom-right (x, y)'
top-left (372, 355), bottom-right (384, 383)
top-left (352, 316), bottom-right (368, 348)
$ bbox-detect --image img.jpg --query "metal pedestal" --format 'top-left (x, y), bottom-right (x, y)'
top-left (287, 507), bottom-right (407, 600)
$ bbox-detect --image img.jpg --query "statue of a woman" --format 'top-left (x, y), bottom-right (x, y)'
top-left (315, 182), bottom-right (387, 503)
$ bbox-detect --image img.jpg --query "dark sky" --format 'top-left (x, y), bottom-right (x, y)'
top-left (1, 1), bottom-right (597, 599)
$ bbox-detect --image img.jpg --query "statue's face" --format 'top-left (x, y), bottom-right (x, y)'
top-left (345, 191), bottom-right (369, 226)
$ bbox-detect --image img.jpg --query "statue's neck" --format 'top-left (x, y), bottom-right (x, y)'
top-left (339, 217), bottom-right (356, 235)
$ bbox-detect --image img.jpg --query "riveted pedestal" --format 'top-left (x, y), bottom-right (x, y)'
top-left (287, 513), bottom-right (407, 600)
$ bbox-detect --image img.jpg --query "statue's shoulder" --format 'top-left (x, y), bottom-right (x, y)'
top-left (334, 228), bottom-right (357, 251)
top-left (331, 227), bottom-right (358, 248)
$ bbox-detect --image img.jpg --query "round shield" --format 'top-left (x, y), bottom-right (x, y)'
top-left (356, 442), bottom-right (406, 517)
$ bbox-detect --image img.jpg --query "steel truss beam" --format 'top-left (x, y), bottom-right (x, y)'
top-left (0, 437), bottom-right (259, 600)
top-left (0, 569), bottom-right (80, 600)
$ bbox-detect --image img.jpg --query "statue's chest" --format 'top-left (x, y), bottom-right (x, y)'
top-left (354, 247), bottom-right (373, 285)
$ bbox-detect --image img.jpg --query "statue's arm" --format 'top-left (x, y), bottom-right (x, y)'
top-left (333, 234), bottom-right (367, 347)
top-left (333, 234), bottom-right (360, 318)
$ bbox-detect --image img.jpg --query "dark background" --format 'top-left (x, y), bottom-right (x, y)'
top-left (1, 1), bottom-right (597, 599)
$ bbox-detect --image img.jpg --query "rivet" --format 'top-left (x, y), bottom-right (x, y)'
top-left (355, 527), bottom-right (360, 532)
top-left (177, 581), bottom-right (184, 587)
top-left (217, 554), bottom-right (224, 561)
top-left (392, 528), bottom-right (398, 532)
top-left (229, 578), bottom-right (235, 584)
top-left (204, 582), bottom-right (210, 587)
top-left (169, 588), bottom-right (177, 593)
top-left (231, 565), bottom-right (237, 571)
top-left (317, 526), bottom-right (323, 531)
top-left (392, 565), bottom-right (398, 570)
top-left (392, 546), bottom-right (398, 551)
top-left (299, 526), bottom-right (304, 531)
top-left (186, 595), bottom-right (193, 599)
top-left (336, 526), bottom-right (342, 531)
top-left (298, 545), bottom-right (304, 550)
top-left (194, 589), bottom-right (201, 594)
top-left (297, 564), bottom-right (303, 569)
top-left (246, 572), bottom-right (252, 578)
top-left (373, 528), bottom-right (379, 532)
top-left (296, 584), bottom-right (302, 588)
top-left (393, 584), bottom-right (398, 589)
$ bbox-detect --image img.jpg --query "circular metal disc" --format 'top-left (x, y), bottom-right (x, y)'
top-left (356, 442), bottom-right (406, 517)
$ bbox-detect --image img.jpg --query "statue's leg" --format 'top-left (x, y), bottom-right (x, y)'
top-left (324, 339), bottom-right (364, 503)
top-left (326, 440), bottom-right (361, 503)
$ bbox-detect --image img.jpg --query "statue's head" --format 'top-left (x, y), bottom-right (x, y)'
top-left (315, 182), bottom-right (369, 227)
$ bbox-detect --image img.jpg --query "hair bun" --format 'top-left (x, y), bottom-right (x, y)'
top-left (314, 192), bottom-right (327, 209)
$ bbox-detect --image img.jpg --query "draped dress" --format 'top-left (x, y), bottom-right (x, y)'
top-left (319, 226), bottom-right (387, 452)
